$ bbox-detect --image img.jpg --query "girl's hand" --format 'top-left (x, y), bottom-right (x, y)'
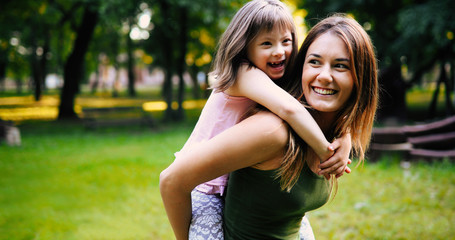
top-left (318, 133), bottom-right (352, 178)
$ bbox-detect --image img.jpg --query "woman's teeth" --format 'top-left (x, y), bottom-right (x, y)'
top-left (313, 87), bottom-right (335, 95)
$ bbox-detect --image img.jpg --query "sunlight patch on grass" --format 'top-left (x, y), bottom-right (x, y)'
top-left (0, 95), bottom-right (207, 122)
top-left (0, 95), bottom-right (59, 107)
top-left (0, 106), bottom-right (58, 121)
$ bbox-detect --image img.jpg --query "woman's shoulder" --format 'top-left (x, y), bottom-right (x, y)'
top-left (242, 111), bottom-right (289, 143)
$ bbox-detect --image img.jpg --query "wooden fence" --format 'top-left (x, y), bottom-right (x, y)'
top-left (368, 116), bottom-right (455, 161)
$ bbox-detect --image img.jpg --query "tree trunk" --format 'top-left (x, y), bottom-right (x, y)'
top-left (0, 48), bottom-right (8, 92)
top-left (112, 63), bottom-right (120, 97)
top-left (91, 63), bottom-right (99, 94)
top-left (40, 30), bottom-right (51, 93)
top-left (442, 62), bottom-right (454, 115)
top-left (175, 7), bottom-right (188, 120)
top-left (188, 66), bottom-right (201, 100)
top-left (376, 63), bottom-right (407, 123)
top-left (163, 70), bottom-right (174, 120)
top-left (428, 62), bottom-right (454, 117)
top-left (58, 3), bottom-right (99, 120)
top-left (451, 61), bottom-right (455, 108)
top-left (31, 36), bottom-right (49, 101)
top-left (428, 68), bottom-right (442, 118)
top-left (15, 78), bottom-right (22, 94)
top-left (127, 17), bottom-right (136, 97)
top-left (30, 30), bottom-right (42, 101)
top-left (31, 52), bottom-right (42, 101)
top-left (158, 0), bottom-right (175, 121)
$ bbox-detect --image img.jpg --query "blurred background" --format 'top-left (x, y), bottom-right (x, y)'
top-left (0, 0), bottom-right (453, 123)
top-left (0, 0), bottom-right (454, 239)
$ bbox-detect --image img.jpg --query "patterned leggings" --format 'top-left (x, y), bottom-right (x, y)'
top-left (189, 189), bottom-right (315, 240)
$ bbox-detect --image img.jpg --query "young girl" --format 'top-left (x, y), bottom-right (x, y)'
top-left (169, 0), bottom-right (352, 239)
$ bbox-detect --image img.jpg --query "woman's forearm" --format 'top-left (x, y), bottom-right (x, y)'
top-left (159, 111), bottom-right (290, 239)
top-left (160, 169), bottom-right (192, 240)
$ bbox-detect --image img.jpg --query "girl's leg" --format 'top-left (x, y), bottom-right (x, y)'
top-left (189, 189), bottom-right (224, 240)
top-left (299, 216), bottom-right (315, 240)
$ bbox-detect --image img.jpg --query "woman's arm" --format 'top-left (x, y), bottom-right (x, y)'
top-left (226, 65), bottom-right (333, 161)
top-left (160, 112), bottom-right (288, 240)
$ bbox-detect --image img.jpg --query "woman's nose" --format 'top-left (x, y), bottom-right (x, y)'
top-left (316, 65), bottom-right (333, 82)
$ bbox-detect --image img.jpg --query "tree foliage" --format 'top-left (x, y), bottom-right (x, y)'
top-left (1, 0), bottom-right (246, 121)
top-left (144, 0), bottom-right (246, 121)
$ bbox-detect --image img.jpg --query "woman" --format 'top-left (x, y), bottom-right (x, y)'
top-left (160, 14), bottom-right (378, 239)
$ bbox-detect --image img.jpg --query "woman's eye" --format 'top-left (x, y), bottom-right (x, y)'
top-left (335, 63), bottom-right (350, 69)
top-left (308, 59), bottom-right (320, 65)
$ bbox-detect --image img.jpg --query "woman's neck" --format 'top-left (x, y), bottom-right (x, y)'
top-left (310, 110), bottom-right (337, 134)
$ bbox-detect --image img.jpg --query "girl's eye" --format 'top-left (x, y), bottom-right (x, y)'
top-left (261, 41), bottom-right (272, 46)
top-left (283, 38), bottom-right (292, 44)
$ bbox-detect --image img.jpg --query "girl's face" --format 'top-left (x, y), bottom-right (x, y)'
top-left (246, 27), bottom-right (293, 81)
top-left (301, 32), bottom-right (354, 114)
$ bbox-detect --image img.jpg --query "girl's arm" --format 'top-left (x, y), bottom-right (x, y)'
top-left (160, 112), bottom-right (288, 240)
top-left (319, 133), bottom-right (352, 178)
top-left (226, 65), bottom-right (334, 162)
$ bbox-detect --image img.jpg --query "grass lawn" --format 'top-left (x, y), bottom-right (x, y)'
top-left (2, 119), bottom-right (454, 240)
top-left (0, 120), bottom-right (195, 240)
top-left (0, 88), bottom-right (454, 239)
top-left (310, 157), bottom-right (455, 239)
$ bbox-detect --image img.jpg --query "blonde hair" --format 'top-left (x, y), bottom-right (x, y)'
top-left (278, 14), bottom-right (378, 192)
top-left (209, 0), bottom-right (298, 92)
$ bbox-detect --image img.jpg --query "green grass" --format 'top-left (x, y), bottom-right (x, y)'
top-left (2, 121), bottom-right (455, 240)
top-left (0, 120), bottom-right (197, 240)
top-left (309, 156), bottom-right (455, 239)
top-left (1, 88), bottom-right (454, 239)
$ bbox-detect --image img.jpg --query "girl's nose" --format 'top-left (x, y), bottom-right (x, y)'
top-left (273, 45), bottom-right (284, 57)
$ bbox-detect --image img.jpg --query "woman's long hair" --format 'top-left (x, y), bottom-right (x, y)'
top-left (277, 14), bottom-right (379, 192)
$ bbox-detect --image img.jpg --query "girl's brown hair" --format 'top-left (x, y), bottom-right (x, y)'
top-left (209, 0), bottom-right (298, 92)
top-left (278, 14), bottom-right (378, 191)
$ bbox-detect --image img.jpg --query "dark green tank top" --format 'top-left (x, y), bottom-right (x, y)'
top-left (224, 163), bottom-right (330, 240)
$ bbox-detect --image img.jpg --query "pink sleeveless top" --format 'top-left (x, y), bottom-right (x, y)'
top-left (175, 90), bottom-right (256, 195)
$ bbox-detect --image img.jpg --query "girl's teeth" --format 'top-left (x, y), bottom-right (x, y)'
top-left (270, 61), bottom-right (283, 66)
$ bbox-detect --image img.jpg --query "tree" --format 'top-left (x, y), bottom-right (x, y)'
top-left (58, 0), bottom-right (143, 119)
top-left (146, 0), bottom-right (245, 121)
top-left (58, 1), bottom-right (99, 119)
top-left (1, 0), bottom-right (249, 122)
top-left (395, 0), bottom-right (455, 117)
top-left (87, 0), bottom-right (143, 97)
top-left (0, 0), bottom-right (53, 98)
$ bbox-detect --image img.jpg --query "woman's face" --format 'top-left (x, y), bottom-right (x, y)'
top-left (301, 32), bottom-right (354, 114)
top-left (247, 27), bottom-right (293, 81)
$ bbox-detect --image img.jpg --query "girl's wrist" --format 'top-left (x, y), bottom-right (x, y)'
top-left (316, 145), bottom-right (333, 162)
